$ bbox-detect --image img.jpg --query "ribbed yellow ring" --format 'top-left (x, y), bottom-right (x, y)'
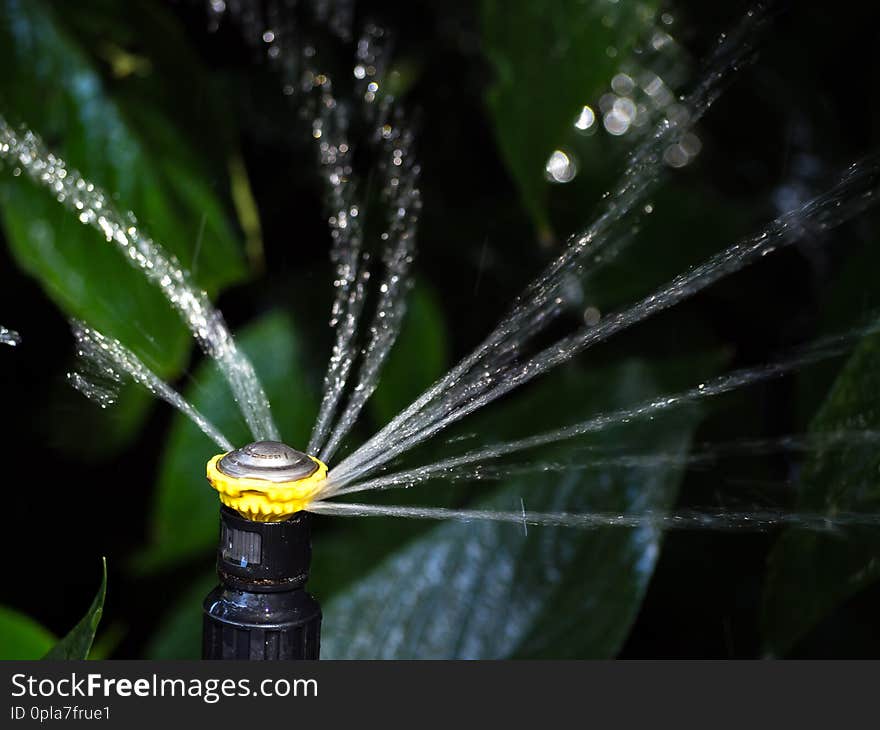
top-left (206, 453), bottom-right (328, 522)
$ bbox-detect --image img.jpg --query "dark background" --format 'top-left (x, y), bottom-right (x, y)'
top-left (1, 0), bottom-right (880, 658)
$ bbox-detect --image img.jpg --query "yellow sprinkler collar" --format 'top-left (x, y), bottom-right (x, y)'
top-left (206, 452), bottom-right (328, 522)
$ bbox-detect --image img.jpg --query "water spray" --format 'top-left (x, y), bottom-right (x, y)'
top-left (202, 441), bottom-right (328, 660)
top-left (0, 326), bottom-right (20, 346)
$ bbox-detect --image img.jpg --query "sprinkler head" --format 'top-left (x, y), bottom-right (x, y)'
top-left (203, 441), bottom-right (325, 659)
top-left (218, 440), bottom-right (318, 482)
top-left (206, 440), bottom-right (328, 522)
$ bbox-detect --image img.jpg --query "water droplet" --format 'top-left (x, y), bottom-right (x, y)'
top-left (574, 105), bottom-right (596, 131)
top-left (544, 150), bottom-right (578, 183)
top-left (584, 307), bottom-right (601, 326)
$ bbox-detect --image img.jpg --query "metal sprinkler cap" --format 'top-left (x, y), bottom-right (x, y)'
top-left (207, 441), bottom-right (328, 522)
top-left (218, 441), bottom-right (318, 483)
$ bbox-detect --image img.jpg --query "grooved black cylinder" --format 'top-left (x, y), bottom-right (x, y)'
top-left (202, 507), bottom-right (321, 660)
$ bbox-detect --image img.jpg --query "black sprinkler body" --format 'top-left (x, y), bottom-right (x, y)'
top-left (202, 441), bottom-right (323, 660)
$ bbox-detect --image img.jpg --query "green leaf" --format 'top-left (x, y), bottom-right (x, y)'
top-left (46, 379), bottom-right (156, 461)
top-left (0, 606), bottom-right (55, 660)
top-left (134, 312), bottom-right (317, 573)
top-left (583, 185), bottom-right (754, 314)
top-left (369, 283), bottom-right (449, 428)
top-left (763, 330), bottom-right (880, 656)
top-left (43, 557), bottom-right (106, 660)
top-left (321, 357), bottom-right (705, 658)
top-left (794, 234), bottom-right (880, 428)
top-left (87, 621), bottom-right (125, 660)
top-left (0, 0), bottom-right (246, 447)
top-left (482, 0), bottom-right (655, 235)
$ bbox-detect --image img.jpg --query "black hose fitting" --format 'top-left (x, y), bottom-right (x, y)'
top-left (202, 507), bottom-right (321, 660)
